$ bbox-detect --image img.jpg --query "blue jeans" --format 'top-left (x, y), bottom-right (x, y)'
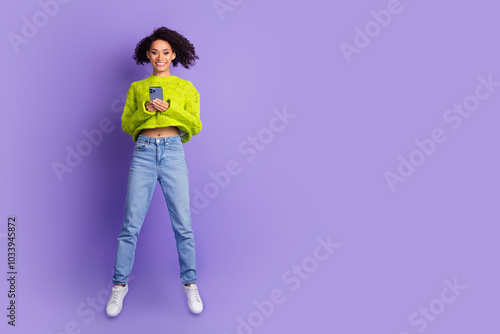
top-left (112, 134), bottom-right (197, 285)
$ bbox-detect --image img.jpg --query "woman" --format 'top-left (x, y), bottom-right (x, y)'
top-left (106, 26), bottom-right (203, 317)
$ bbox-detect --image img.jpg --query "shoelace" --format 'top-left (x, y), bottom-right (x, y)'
top-left (187, 286), bottom-right (201, 303)
top-left (110, 288), bottom-right (123, 305)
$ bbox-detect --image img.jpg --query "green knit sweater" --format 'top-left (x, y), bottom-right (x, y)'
top-left (121, 74), bottom-right (202, 143)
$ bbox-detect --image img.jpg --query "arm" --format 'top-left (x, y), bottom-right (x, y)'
top-left (160, 82), bottom-right (202, 136)
top-left (121, 83), bottom-right (155, 136)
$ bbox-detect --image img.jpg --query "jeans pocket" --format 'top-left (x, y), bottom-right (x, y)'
top-left (135, 142), bottom-right (147, 151)
top-left (167, 139), bottom-right (184, 151)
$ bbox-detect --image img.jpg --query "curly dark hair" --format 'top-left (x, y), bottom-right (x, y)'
top-left (132, 26), bottom-right (199, 69)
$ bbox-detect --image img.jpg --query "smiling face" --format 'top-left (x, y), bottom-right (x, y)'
top-left (146, 39), bottom-right (176, 77)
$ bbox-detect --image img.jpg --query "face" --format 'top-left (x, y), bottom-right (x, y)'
top-left (146, 39), bottom-right (176, 76)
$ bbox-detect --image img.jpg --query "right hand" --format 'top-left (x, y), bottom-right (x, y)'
top-left (145, 100), bottom-right (158, 113)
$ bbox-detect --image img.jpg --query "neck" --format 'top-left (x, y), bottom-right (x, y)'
top-left (152, 71), bottom-right (172, 77)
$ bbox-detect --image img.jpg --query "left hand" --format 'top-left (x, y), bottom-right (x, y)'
top-left (152, 99), bottom-right (170, 113)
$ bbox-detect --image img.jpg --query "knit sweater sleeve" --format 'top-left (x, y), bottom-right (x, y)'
top-left (159, 82), bottom-right (202, 137)
top-left (121, 82), bottom-right (155, 136)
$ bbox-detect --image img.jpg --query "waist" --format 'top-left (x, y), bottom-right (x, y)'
top-left (137, 133), bottom-right (182, 145)
top-left (140, 126), bottom-right (179, 137)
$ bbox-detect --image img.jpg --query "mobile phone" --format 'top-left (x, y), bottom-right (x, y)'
top-left (149, 86), bottom-right (163, 101)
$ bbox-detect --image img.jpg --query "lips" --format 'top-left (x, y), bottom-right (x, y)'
top-left (156, 62), bottom-right (166, 67)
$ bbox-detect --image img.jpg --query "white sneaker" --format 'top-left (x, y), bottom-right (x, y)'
top-left (106, 284), bottom-right (129, 317)
top-left (182, 283), bottom-right (203, 314)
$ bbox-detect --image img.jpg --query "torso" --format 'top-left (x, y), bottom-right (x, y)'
top-left (140, 126), bottom-right (180, 137)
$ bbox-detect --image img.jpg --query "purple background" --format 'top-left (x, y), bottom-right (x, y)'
top-left (1, 0), bottom-right (499, 333)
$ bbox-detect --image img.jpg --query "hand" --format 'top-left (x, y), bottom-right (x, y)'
top-left (145, 101), bottom-right (157, 113)
top-left (152, 98), bottom-right (170, 113)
